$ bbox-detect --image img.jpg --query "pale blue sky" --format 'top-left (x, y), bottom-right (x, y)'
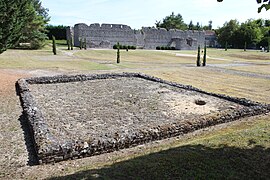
top-left (42, 0), bottom-right (269, 29)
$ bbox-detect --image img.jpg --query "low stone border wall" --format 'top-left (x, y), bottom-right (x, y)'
top-left (16, 73), bottom-right (270, 164)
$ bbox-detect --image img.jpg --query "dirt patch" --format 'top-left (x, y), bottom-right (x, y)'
top-left (0, 70), bottom-right (27, 97)
top-left (228, 54), bottom-right (270, 61)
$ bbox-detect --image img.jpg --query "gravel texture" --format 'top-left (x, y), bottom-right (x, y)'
top-left (16, 73), bottom-right (270, 164)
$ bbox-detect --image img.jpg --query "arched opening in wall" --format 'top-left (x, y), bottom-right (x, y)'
top-left (186, 37), bottom-right (193, 47)
top-left (170, 41), bottom-right (176, 48)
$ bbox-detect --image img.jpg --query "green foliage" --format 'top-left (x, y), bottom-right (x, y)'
top-left (216, 20), bottom-right (239, 48)
top-left (188, 21), bottom-right (194, 30)
top-left (203, 43), bottom-right (207, 66)
top-left (84, 38), bottom-right (87, 50)
top-left (156, 46), bottom-right (176, 50)
top-left (197, 45), bottom-right (201, 66)
top-left (52, 35), bottom-right (56, 55)
top-left (156, 12), bottom-right (187, 30)
top-left (117, 42), bottom-right (120, 63)
top-left (217, 19), bottom-right (268, 49)
top-left (195, 22), bottom-right (202, 31)
top-left (80, 39), bottom-right (82, 50)
top-left (46, 25), bottom-right (67, 40)
top-left (217, 0), bottom-right (270, 13)
top-left (113, 44), bottom-right (136, 50)
top-left (70, 38), bottom-right (73, 50)
top-left (67, 39), bottom-right (70, 50)
top-left (19, 0), bottom-right (49, 49)
top-left (131, 46), bottom-right (136, 50)
top-left (257, 0), bottom-right (270, 12)
top-left (0, 0), bottom-right (35, 53)
top-left (267, 38), bottom-right (270, 52)
top-left (113, 45), bottom-right (117, 50)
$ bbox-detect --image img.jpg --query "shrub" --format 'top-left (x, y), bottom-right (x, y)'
top-left (161, 46), bottom-right (165, 50)
top-left (130, 46), bottom-right (136, 50)
top-left (203, 44), bottom-right (206, 66)
top-left (197, 45), bottom-right (201, 67)
top-left (156, 46), bottom-right (160, 50)
top-left (117, 42), bottom-right (120, 63)
top-left (84, 38), bottom-right (87, 50)
top-left (67, 39), bottom-right (70, 50)
top-left (70, 38), bottom-right (73, 50)
top-left (171, 47), bottom-right (176, 50)
top-left (127, 45), bottom-right (131, 49)
top-left (52, 36), bottom-right (56, 55)
top-left (113, 44), bottom-right (118, 49)
top-left (80, 40), bottom-right (82, 50)
top-left (122, 45), bottom-right (127, 49)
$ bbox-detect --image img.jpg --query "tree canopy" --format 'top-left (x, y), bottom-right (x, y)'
top-left (156, 12), bottom-right (187, 30)
top-left (216, 19), bottom-right (270, 49)
top-left (217, 0), bottom-right (270, 13)
top-left (0, 0), bottom-right (49, 53)
top-left (45, 25), bottom-right (67, 40)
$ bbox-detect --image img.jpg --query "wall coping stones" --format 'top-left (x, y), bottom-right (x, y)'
top-left (16, 73), bottom-right (270, 164)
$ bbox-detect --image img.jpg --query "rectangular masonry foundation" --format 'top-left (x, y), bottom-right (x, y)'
top-left (16, 73), bottom-right (270, 164)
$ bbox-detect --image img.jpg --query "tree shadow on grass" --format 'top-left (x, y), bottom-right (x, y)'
top-left (49, 144), bottom-right (270, 180)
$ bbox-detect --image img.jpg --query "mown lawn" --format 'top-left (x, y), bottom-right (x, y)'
top-left (0, 46), bottom-right (269, 179)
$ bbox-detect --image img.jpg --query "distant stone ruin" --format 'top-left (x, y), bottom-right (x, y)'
top-left (66, 23), bottom-right (205, 50)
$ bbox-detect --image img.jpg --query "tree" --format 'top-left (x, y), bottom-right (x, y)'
top-left (217, 0), bottom-right (270, 13)
top-left (216, 20), bottom-right (239, 47)
top-left (233, 19), bottom-right (263, 48)
top-left (52, 35), bottom-right (56, 55)
top-left (0, 0), bottom-right (35, 53)
top-left (257, 0), bottom-right (270, 12)
top-left (46, 25), bottom-right (67, 40)
top-left (188, 21), bottom-right (194, 30)
top-left (117, 42), bottom-right (120, 63)
top-left (19, 0), bottom-right (49, 49)
top-left (257, 19), bottom-right (270, 48)
top-left (195, 22), bottom-right (202, 30)
top-left (156, 12), bottom-right (187, 30)
top-left (197, 45), bottom-right (201, 67)
top-left (203, 43), bottom-right (207, 66)
top-left (208, 20), bottom-right (213, 30)
top-left (216, 19), bottom-right (266, 49)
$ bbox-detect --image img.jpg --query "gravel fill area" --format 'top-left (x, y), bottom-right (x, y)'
top-left (17, 73), bottom-right (270, 164)
top-left (29, 77), bottom-right (241, 143)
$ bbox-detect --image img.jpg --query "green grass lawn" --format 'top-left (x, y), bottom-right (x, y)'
top-left (0, 46), bottom-right (269, 179)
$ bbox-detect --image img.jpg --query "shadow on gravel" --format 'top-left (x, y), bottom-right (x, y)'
top-left (16, 82), bottom-right (39, 166)
top-left (49, 144), bottom-right (270, 180)
top-left (18, 115), bottom-right (39, 166)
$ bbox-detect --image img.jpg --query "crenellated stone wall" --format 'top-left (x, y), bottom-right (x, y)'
top-left (67, 23), bottom-right (206, 50)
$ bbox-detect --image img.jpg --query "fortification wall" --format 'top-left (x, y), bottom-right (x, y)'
top-left (74, 23), bottom-right (137, 48)
top-left (142, 27), bottom-right (205, 50)
top-left (69, 23), bottom-right (205, 50)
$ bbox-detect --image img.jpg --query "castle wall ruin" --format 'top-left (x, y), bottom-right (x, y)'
top-left (67, 23), bottom-right (205, 50)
